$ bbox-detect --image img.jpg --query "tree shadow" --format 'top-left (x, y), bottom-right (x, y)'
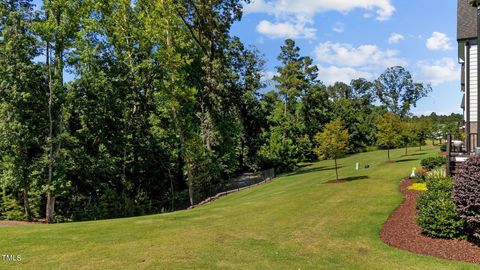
top-left (289, 165), bottom-right (343, 176)
top-left (395, 158), bottom-right (419, 163)
top-left (297, 163), bottom-right (314, 168)
top-left (343, 175), bottom-right (369, 181)
top-left (324, 175), bottom-right (369, 184)
top-left (405, 152), bottom-right (426, 156)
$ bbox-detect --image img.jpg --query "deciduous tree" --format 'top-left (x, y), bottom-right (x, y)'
top-left (314, 119), bottom-right (349, 181)
top-left (374, 66), bottom-right (431, 119)
top-left (376, 113), bottom-right (402, 160)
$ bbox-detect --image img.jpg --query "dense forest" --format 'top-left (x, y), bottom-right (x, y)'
top-left (0, 0), bottom-right (461, 223)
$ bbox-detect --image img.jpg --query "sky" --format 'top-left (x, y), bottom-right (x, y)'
top-left (232, 0), bottom-right (460, 116)
top-left (30, 0), bottom-right (460, 116)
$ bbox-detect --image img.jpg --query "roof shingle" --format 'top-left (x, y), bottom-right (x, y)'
top-left (458, 0), bottom-right (478, 40)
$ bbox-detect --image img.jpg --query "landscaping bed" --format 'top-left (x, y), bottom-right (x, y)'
top-left (381, 178), bottom-right (480, 264)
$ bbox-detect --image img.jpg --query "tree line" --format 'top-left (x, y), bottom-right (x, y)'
top-left (0, 0), bottom-right (449, 223)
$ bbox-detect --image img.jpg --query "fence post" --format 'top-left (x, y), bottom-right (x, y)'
top-left (446, 133), bottom-right (452, 177)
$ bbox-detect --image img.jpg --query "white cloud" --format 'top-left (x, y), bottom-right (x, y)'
top-left (256, 20), bottom-right (316, 39)
top-left (246, 0), bottom-right (395, 39)
top-left (261, 70), bottom-right (278, 87)
top-left (317, 65), bottom-right (371, 85)
top-left (332, 22), bottom-right (345, 33)
top-left (314, 42), bottom-right (407, 68)
top-left (245, 0), bottom-right (395, 21)
top-left (363, 13), bottom-right (373, 18)
top-left (261, 71), bottom-right (276, 81)
top-left (314, 42), bottom-right (407, 85)
top-left (416, 58), bottom-right (459, 86)
top-left (388, 33), bottom-right (404, 44)
top-left (425, 32), bottom-right (453, 51)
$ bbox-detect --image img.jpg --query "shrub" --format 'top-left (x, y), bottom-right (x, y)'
top-left (1, 194), bottom-right (25, 221)
top-left (417, 175), bottom-right (466, 239)
top-left (426, 174), bottom-right (453, 193)
top-left (426, 168), bottom-right (446, 179)
top-left (420, 156), bottom-right (446, 170)
top-left (453, 156), bottom-right (480, 241)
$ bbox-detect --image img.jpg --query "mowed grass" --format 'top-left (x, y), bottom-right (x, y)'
top-left (0, 147), bottom-right (477, 269)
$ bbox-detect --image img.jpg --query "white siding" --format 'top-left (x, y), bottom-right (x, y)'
top-left (471, 45), bottom-right (478, 122)
top-left (465, 43), bottom-right (468, 123)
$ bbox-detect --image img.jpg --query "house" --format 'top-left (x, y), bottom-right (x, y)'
top-left (446, 0), bottom-right (480, 175)
top-left (458, 0), bottom-right (479, 154)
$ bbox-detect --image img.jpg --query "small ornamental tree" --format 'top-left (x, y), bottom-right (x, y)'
top-left (314, 119), bottom-right (349, 181)
top-left (375, 113), bottom-right (402, 160)
top-left (453, 156), bottom-right (480, 241)
top-left (415, 118), bottom-right (431, 151)
top-left (401, 121), bottom-right (416, 155)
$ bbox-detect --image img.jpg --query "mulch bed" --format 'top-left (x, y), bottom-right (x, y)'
top-left (381, 178), bottom-right (480, 264)
top-left (325, 179), bottom-right (350, 184)
top-left (385, 160), bottom-right (396, 163)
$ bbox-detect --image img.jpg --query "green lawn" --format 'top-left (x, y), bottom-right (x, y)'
top-left (0, 147), bottom-right (477, 269)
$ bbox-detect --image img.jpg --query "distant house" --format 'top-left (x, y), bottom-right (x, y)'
top-left (458, 0), bottom-right (479, 153)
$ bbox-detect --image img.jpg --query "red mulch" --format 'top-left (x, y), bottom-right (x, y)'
top-left (385, 160), bottom-right (396, 163)
top-left (381, 178), bottom-right (480, 264)
top-left (325, 179), bottom-right (350, 184)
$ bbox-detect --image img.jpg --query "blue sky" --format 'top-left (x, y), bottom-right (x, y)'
top-left (31, 0), bottom-right (459, 115)
top-left (232, 0), bottom-right (460, 116)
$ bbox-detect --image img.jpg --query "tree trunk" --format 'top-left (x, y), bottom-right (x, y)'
top-left (22, 186), bottom-right (31, 221)
top-left (405, 145), bottom-right (408, 155)
top-left (169, 174), bottom-right (174, 210)
top-left (46, 38), bottom-right (55, 224)
top-left (334, 158), bottom-right (339, 181)
top-left (388, 147), bottom-right (390, 160)
top-left (46, 191), bottom-right (55, 223)
top-left (187, 167), bottom-right (194, 206)
top-left (240, 138), bottom-right (245, 170)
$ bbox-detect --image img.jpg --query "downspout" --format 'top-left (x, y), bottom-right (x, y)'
top-left (467, 41), bottom-right (471, 153)
top-left (477, 6), bottom-right (480, 151)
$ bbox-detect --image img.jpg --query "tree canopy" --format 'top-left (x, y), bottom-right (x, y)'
top-left (375, 66), bottom-right (432, 119)
top-left (314, 119), bottom-right (349, 180)
top-left (0, 0), bottom-right (440, 223)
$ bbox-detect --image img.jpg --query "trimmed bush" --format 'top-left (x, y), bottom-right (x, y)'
top-left (417, 175), bottom-right (466, 239)
top-left (453, 156), bottom-right (480, 241)
top-left (420, 156), bottom-right (446, 170)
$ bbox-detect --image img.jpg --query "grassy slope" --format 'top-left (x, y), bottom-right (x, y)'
top-left (0, 147), bottom-right (477, 270)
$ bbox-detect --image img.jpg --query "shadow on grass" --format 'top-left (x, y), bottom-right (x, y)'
top-left (404, 152), bottom-right (426, 156)
top-left (290, 166), bottom-right (343, 176)
top-left (395, 158), bottom-right (419, 163)
top-left (343, 175), bottom-right (369, 181)
top-left (297, 163), bottom-right (314, 168)
top-left (324, 175), bottom-right (369, 184)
